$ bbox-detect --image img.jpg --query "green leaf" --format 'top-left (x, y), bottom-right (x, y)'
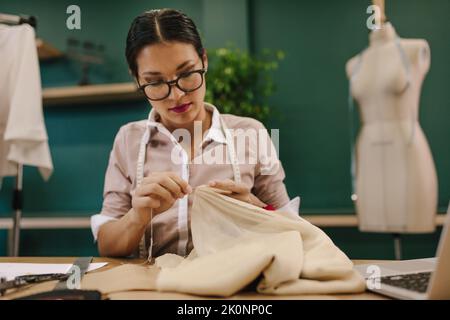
top-left (206, 45), bottom-right (284, 124)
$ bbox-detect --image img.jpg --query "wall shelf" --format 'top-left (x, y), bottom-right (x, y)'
top-left (36, 38), bottom-right (64, 61)
top-left (42, 82), bottom-right (144, 106)
top-left (0, 214), bottom-right (446, 230)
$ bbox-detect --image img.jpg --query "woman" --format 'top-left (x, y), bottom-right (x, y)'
top-left (91, 9), bottom-right (297, 258)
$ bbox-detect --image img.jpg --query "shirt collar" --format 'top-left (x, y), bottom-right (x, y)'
top-left (146, 103), bottom-right (227, 145)
top-left (203, 103), bottom-right (227, 144)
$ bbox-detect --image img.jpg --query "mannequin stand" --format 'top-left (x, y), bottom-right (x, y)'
top-left (9, 164), bottom-right (23, 256)
top-left (393, 233), bottom-right (402, 260)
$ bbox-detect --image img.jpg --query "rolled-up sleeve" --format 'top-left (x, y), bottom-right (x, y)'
top-left (90, 126), bottom-right (132, 240)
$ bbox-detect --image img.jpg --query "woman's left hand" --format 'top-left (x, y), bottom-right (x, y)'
top-left (208, 179), bottom-right (267, 208)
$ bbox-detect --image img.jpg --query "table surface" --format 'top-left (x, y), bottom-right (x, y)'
top-left (0, 257), bottom-right (390, 300)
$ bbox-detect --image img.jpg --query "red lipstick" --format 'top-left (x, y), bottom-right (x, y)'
top-left (169, 103), bottom-right (192, 114)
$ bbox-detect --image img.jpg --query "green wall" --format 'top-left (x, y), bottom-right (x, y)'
top-left (252, 0), bottom-right (450, 212)
top-left (0, 0), bottom-right (448, 258)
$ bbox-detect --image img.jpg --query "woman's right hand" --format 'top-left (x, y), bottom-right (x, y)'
top-left (131, 172), bottom-right (192, 225)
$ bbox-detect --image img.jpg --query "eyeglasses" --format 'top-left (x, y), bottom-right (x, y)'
top-left (138, 61), bottom-right (206, 101)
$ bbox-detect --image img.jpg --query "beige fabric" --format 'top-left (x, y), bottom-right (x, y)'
top-left (346, 22), bottom-right (437, 233)
top-left (155, 186), bottom-right (366, 297)
top-left (91, 103), bottom-right (291, 257)
top-left (81, 264), bottom-right (158, 293)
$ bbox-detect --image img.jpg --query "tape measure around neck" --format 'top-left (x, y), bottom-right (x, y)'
top-left (220, 116), bottom-right (242, 184)
top-left (136, 113), bottom-right (242, 259)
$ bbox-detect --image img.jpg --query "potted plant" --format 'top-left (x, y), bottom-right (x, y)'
top-left (205, 45), bottom-right (285, 124)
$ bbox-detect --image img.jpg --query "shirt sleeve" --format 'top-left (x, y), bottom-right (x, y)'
top-left (90, 126), bottom-right (132, 240)
top-left (251, 120), bottom-right (294, 211)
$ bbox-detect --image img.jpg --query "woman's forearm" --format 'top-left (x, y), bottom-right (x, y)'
top-left (97, 208), bottom-right (149, 257)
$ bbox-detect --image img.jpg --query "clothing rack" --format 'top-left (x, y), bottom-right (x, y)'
top-left (0, 13), bottom-right (37, 257)
top-left (0, 13), bottom-right (37, 29)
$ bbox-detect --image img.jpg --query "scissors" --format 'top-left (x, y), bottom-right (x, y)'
top-left (0, 273), bottom-right (70, 296)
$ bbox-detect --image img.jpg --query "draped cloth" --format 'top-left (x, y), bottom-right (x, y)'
top-left (155, 186), bottom-right (366, 297)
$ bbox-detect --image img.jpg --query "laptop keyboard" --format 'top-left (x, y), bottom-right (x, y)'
top-left (380, 272), bottom-right (432, 293)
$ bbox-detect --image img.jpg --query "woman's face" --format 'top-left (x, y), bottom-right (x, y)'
top-left (136, 41), bottom-right (208, 129)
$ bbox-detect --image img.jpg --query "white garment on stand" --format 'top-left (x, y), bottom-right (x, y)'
top-left (0, 24), bottom-right (53, 186)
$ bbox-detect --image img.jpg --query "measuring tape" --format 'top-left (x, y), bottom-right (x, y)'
top-left (136, 104), bottom-right (242, 260)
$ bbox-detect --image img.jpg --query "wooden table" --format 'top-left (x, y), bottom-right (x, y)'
top-left (0, 257), bottom-right (389, 300)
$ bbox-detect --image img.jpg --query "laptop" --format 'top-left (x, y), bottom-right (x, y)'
top-left (354, 202), bottom-right (450, 300)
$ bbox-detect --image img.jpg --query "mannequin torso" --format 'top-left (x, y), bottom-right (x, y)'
top-left (346, 22), bottom-right (438, 233)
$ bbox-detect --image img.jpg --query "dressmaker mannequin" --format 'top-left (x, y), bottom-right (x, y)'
top-left (345, 11), bottom-right (438, 242)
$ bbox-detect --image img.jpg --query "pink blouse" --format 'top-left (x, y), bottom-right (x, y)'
top-left (91, 103), bottom-right (293, 257)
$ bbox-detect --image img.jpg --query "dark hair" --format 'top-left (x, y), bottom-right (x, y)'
top-left (125, 9), bottom-right (204, 78)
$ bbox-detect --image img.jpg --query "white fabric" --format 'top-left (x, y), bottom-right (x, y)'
top-left (90, 214), bottom-right (118, 241)
top-left (155, 186), bottom-right (365, 297)
top-left (277, 196), bottom-right (301, 218)
top-left (0, 24), bottom-right (53, 186)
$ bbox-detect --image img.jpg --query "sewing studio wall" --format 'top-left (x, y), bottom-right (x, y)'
top-left (0, 0), bottom-right (448, 258)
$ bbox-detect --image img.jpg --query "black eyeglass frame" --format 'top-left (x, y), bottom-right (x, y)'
top-left (137, 60), bottom-right (206, 101)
